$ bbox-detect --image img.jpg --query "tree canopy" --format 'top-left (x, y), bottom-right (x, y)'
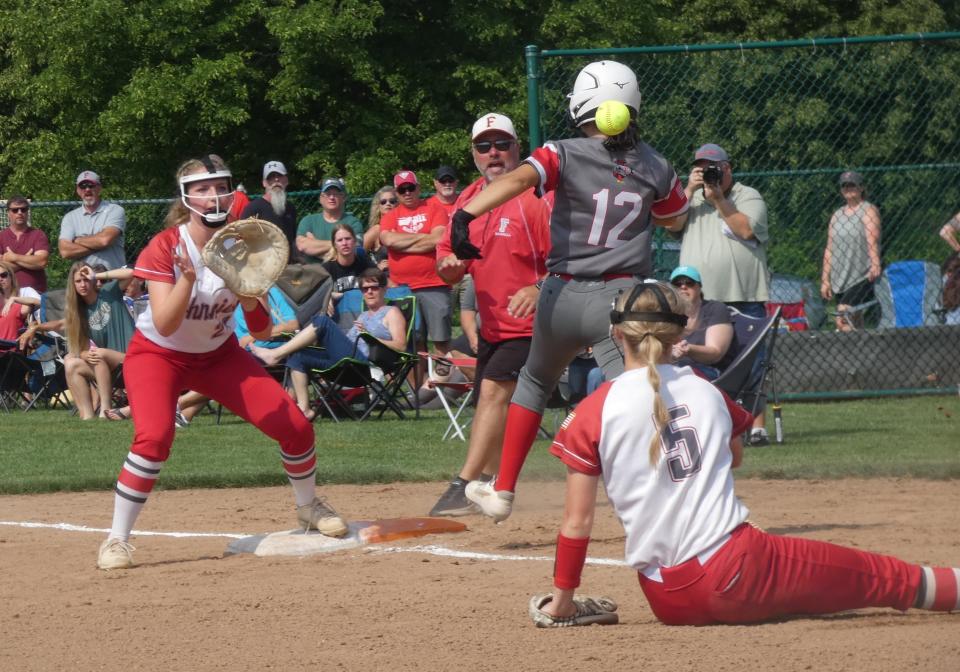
top-left (0, 0), bottom-right (953, 199)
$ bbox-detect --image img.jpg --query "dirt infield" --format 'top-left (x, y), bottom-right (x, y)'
top-left (2, 478), bottom-right (958, 671)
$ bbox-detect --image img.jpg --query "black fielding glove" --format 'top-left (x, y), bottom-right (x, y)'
top-left (451, 208), bottom-right (482, 260)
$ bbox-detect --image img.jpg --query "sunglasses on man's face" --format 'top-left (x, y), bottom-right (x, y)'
top-left (397, 185), bottom-right (417, 195)
top-left (360, 285), bottom-right (381, 293)
top-left (7, 207), bottom-right (28, 214)
top-left (78, 182), bottom-right (97, 190)
top-left (379, 197), bottom-right (399, 206)
top-left (437, 177), bottom-right (457, 185)
top-left (672, 279), bottom-right (699, 289)
top-left (473, 139), bottom-right (514, 154)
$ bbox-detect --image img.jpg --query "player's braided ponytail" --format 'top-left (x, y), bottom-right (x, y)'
top-left (612, 282), bottom-right (686, 466)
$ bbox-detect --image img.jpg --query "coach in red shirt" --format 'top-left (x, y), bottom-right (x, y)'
top-left (379, 170), bottom-right (451, 354)
top-left (428, 113), bottom-right (551, 517)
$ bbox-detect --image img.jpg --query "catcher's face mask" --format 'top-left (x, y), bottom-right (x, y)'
top-left (180, 162), bottom-right (235, 228)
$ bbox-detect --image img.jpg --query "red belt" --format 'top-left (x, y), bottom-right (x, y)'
top-left (553, 273), bottom-right (634, 282)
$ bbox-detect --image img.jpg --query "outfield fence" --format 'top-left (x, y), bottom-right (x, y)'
top-left (525, 32), bottom-right (960, 399)
top-left (5, 33), bottom-right (960, 401)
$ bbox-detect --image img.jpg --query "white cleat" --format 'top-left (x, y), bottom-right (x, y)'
top-left (97, 538), bottom-right (135, 570)
top-left (465, 479), bottom-right (515, 523)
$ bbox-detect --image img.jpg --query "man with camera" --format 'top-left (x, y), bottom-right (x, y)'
top-left (665, 143), bottom-right (771, 444)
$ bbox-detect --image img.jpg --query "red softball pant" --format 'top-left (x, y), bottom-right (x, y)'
top-left (638, 522), bottom-right (921, 625)
top-left (123, 332), bottom-right (314, 464)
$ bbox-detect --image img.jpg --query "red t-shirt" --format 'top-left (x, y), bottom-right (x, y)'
top-left (379, 199), bottom-right (448, 290)
top-left (437, 178), bottom-right (551, 342)
top-left (0, 300), bottom-right (27, 341)
top-left (426, 195), bottom-right (457, 219)
top-left (0, 227), bottom-right (50, 293)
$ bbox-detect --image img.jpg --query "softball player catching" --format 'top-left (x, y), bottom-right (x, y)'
top-left (453, 61), bottom-right (689, 521)
top-left (96, 155), bottom-right (347, 570)
top-left (529, 280), bottom-right (959, 627)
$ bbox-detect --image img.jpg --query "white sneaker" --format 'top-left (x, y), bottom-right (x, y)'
top-left (297, 496), bottom-right (348, 537)
top-left (465, 479), bottom-right (514, 522)
top-left (97, 538), bottom-right (135, 570)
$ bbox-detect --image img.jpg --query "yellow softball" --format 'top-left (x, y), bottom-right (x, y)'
top-left (595, 100), bottom-right (631, 136)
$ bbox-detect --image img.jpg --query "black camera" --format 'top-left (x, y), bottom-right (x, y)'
top-left (702, 163), bottom-right (723, 186)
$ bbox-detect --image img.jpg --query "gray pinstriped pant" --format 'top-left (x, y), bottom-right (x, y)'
top-left (511, 274), bottom-right (637, 413)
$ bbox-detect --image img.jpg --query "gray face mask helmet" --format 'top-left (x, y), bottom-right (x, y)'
top-left (180, 154), bottom-right (235, 228)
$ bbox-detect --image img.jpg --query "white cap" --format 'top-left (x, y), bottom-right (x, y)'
top-left (471, 113), bottom-right (517, 141)
top-left (76, 170), bottom-right (101, 186)
top-left (262, 161), bottom-right (288, 180)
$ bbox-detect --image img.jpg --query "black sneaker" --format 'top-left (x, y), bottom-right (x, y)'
top-left (748, 429), bottom-right (770, 447)
top-left (429, 478), bottom-right (480, 517)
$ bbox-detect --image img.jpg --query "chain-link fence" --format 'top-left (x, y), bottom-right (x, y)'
top-left (3, 191), bottom-right (377, 289)
top-left (525, 33), bottom-right (960, 399)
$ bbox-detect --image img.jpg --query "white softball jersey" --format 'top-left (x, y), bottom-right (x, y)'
top-left (133, 224), bottom-right (239, 353)
top-left (550, 365), bottom-right (751, 577)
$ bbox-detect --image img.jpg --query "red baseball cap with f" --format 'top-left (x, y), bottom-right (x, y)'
top-left (393, 171), bottom-right (418, 188)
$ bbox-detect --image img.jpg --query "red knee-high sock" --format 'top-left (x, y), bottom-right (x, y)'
top-left (494, 403), bottom-right (543, 493)
top-left (915, 566), bottom-right (960, 611)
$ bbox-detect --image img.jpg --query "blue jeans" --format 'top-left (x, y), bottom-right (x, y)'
top-left (285, 315), bottom-right (367, 373)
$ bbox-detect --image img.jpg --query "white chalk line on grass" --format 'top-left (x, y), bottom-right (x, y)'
top-left (0, 520), bottom-right (628, 566)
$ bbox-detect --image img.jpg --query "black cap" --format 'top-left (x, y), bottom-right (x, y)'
top-left (436, 165), bottom-right (458, 181)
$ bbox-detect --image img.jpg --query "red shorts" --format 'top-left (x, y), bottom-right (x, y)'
top-left (638, 523), bottom-right (920, 625)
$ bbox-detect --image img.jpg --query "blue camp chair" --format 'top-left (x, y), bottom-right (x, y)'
top-left (834, 261), bottom-right (945, 330)
top-left (874, 261), bottom-right (944, 328)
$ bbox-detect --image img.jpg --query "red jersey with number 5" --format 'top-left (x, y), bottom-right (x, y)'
top-left (525, 137), bottom-right (687, 277)
top-left (550, 365), bottom-right (751, 574)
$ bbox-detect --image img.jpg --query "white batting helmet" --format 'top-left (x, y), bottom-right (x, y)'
top-left (567, 60), bottom-right (641, 128)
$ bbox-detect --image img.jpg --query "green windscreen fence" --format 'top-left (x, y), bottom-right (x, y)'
top-left (525, 33), bottom-right (960, 399)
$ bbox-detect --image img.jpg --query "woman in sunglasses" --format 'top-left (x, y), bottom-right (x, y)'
top-left (0, 261), bottom-right (33, 348)
top-left (252, 267), bottom-right (406, 420)
top-left (668, 265), bottom-right (734, 380)
top-left (363, 185), bottom-right (399, 265)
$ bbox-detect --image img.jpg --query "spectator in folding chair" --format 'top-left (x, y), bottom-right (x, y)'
top-left (252, 268), bottom-right (407, 421)
top-left (429, 112), bottom-right (550, 517)
top-left (62, 263), bottom-right (135, 420)
top-left (1, 261), bottom-right (32, 351)
top-left (668, 265), bottom-right (735, 380)
top-left (235, 285), bottom-right (299, 356)
top-left (942, 252), bottom-right (960, 325)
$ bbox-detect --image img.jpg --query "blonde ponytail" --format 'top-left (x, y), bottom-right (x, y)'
top-left (611, 282), bottom-right (687, 466)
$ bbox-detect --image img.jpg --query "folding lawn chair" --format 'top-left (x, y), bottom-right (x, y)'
top-left (420, 351), bottom-right (475, 440)
top-left (275, 263), bottom-right (333, 325)
top-left (834, 261), bottom-right (944, 330)
top-left (307, 355), bottom-right (375, 422)
top-left (714, 306), bottom-right (783, 443)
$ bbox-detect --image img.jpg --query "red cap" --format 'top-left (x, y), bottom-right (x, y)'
top-left (393, 171), bottom-right (418, 188)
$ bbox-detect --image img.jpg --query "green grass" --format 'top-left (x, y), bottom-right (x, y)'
top-left (1, 396), bottom-right (958, 494)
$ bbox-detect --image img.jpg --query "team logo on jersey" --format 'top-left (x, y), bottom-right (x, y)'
top-left (494, 218), bottom-right (511, 237)
top-left (612, 159), bottom-right (633, 183)
top-left (398, 213), bottom-right (427, 233)
top-left (87, 302), bottom-right (112, 331)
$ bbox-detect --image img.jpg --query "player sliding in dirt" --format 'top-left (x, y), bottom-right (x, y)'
top-left (527, 280), bottom-right (959, 627)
